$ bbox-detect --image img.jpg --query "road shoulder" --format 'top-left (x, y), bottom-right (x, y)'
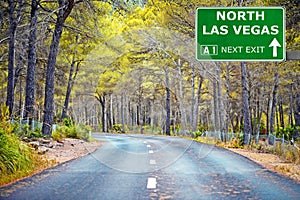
top-left (228, 148), bottom-right (300, 183)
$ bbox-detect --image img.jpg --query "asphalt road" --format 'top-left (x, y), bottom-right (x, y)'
top-left (1, 133), bottom-right (300, 199)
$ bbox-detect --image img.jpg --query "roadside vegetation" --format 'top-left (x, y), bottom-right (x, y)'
top-left (52, 118), bottom-right (93, 142)
top-left (191, 128), bottom-right (300, 181)
top-left (188, 127), bottom-right (300, 183)
top-left (0, 105), bottom-right (92, 186)
top-left (192, 129), bottom-right (300, 164)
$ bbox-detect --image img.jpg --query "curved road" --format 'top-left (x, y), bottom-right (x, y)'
top-left (1, 133), bottom-right (300, 199)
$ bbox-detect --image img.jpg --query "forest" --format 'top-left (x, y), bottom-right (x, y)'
top-left (0, 0), bottom-right (299, 141)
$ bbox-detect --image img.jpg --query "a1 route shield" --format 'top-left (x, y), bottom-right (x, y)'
top-left (196, 7), bottom-right (285, 61)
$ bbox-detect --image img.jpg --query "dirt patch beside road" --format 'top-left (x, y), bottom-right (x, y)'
top-left (228, 148), bottom-right (300, 183)
top-left (41, 138), bottom-right (102, 165)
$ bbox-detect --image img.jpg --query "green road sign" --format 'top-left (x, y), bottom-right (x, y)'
top-left (196, 7), bottom-right (285, 61)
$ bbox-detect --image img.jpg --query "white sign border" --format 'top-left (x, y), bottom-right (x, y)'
top-left (195, 7), bottom-right (286, 62)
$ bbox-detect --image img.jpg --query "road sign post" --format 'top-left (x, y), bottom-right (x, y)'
top-left (196, 7), bottom-right (285, 61)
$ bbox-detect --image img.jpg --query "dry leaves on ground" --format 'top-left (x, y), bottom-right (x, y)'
top-left (229, 148), bottom-right (300, 183)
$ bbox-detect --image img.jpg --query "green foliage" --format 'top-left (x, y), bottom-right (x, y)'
top-left (142, 125), bottom-right (154, 134)
top-left (192, 125), bottom-right (208, 138)
top-left (192, 130), bottom-right (203, 138)
top-left (29, 127), bottom-right (43, 138)
top-left (67, 126), bottom-right (78, 138)
top-left (276, 125), bottom-right (297, 140)
top-left (112, 124), bottom-right (123, 133)
top-left (0, 105), bottom-right (49, 185)
top-left (0, 130), bottom-right (32, 174)
top-left (173, 124), bottom-right (181, 134)
top-left (0, 130), bottom-right (50, 185)
top-left (77, 125), bottom-right (92, 141)
top-left (52, 124), bottom-right (92, 141)
top-left (53, 126), bottom-right (75, 139)
top-left (63, 117), bottom-right (72, 127)
top-left (0, 104), bottom-right (10, 121)
top-left (52, 130), bottom-right (64, 141)
top-left (0, 104), bottom-right (15, 135)
top-left (228, 133), bottom-right (244, 148)
top-left (14, 123), bottom-right (43, 139)
top-left (197, 125), bottom-right (207, 133)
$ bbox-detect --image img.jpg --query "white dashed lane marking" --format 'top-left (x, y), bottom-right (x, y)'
top-left (147, 178), bottom-right (157, 189)
top-left (150, 160), bottom-right (156, 165)
top-left (146, 141), bottom-right (157, 190)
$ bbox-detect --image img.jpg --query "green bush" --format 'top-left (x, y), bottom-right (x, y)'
top-left (227, 133), bottom-right (244, 148)
top-left (63, 117), bottom-right (72, 127)
top-left (0, 129), bottom-right (36, 182)
top-left (54, 126), bottom-right (78, 139)
top-left (113, 124), bottom-right (122, 133)
top-left (66, 126), bottom-right (79, 138)
top-left (54, 126), bottom-right (67, 138)
top-left (14, 122), bottom-right (43, 139)
top-left (0, 105), bottom-right (51, 186)
top-left (52, 124), bottom-right (92, 142)
top-left (276, 125), bottom-right (297, 140)
top-left (192, 130), bottom-right (203, 138)
top-left (77, 124), bottom-right (92, 141)
top-left (29, 126), bottom-right (43, 138)
top-left (52, 130), bottom-right (64, 141)
top-left (197, 125), bottom-right (207, 133)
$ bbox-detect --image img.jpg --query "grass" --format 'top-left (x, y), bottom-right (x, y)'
top-left (0, 105), bottom-right (93, 186)
top-left (52, 124), bottom-right (92, 142)
top-left (0, 124), bottom-right (93, 186)
top-left (0, 130), bottom-right (53, 186)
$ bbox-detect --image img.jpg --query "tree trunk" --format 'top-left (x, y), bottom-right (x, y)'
top-left (269, 75), bottom-right (279, 134)
top-left (128, 97), bottom-right (132, 128)
top-left (18, 75), bottom-right (24, 117)
top-left (61, 59), bottom-right (80, 121)
top-left (241, 62), bottom-right (252, 142)
top-left (191, 65), bottom-right (195, 131)
top-left (255, 86), bottom-right (265, 142)
top-left (213, 81), bottom-right (219, 131)
top-left (42, 0), bottom-right (75, 136)
top-left (266, 97), bottom-right (270, 134)
top-left (6, 0), bottom-right (23, 116)
top-left (138, 71), bottom-right (143, 134)
top-left (289, 83), bottom-right (294, 126)
top-left (216, 63), bottom-right (224, 133)
top-left (165, 67), bottom-right (171, 136)
top-left (97, 95), bottom-right (107, 133)
top-left (239, 0), bottom-right (251, 144)
top-left (84, 106), bottom-right (88, 125)
top-left (294, 93), bottom-right (300, 138)
top-left (24, 0), bottom-right (38, 121)
top-left (110, 94), bottom-right (114, 129)
top-left (276, 104), bottom-right (280, 131)
top-left (278, 95), bottom-right (284, 128)
top-left (121, 92), bottom-right (125, 133)
top-left (225, 63), bottom-right (230, 133)
top-left (177, 58), bottom-right (186, 134)
top-left (193, 75), bottom-right (203, 132)
top-left (150, 99), bottom-right (155, 133)
top-left (14, 41), bottom-right (25, 91)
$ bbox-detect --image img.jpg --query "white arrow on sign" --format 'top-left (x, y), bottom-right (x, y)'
top-left (269, 38), bottom-right (281, 57)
